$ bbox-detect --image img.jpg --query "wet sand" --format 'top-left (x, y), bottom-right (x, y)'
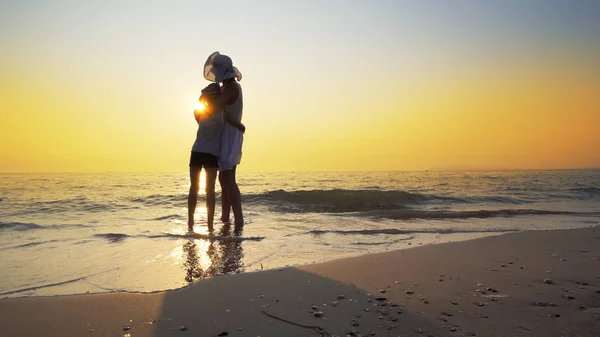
top-left (0, 227), bottom-right (598, 336)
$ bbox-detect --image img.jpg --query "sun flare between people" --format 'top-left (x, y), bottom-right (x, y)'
top-left (194, 100), bottom-right (206, 112)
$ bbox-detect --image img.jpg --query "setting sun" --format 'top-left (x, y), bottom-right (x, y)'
top-left (194, 101), bottom-right (206, 112)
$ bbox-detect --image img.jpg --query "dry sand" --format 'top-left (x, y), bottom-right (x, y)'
top-left (0, 227), bottom-right (598, 337)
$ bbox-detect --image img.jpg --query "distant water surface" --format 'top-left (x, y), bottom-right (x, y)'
top-left (0, 170), bottom-right (598, 297)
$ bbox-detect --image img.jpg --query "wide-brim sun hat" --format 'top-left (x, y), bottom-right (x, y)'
top-left (204, 51), bottom-right (242, 83)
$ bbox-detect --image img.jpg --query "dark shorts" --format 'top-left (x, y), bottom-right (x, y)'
top-left (189, 152), bottom-right (218, 168)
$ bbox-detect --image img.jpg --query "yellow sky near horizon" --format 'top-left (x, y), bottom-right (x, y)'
top-left (1, 1), bottom-right (599, 173)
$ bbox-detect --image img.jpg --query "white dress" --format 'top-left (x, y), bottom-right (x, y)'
top-left (219, 82), bottom-right (243, 171)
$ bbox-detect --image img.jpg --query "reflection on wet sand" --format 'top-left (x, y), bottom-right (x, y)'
top-left (182, 225), bottom-right (245, 282)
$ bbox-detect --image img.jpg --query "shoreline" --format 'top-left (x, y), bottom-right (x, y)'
top-left (1, 227), bottom-right (599, 336)
top-left (3, 229), bottom-right (518, 299)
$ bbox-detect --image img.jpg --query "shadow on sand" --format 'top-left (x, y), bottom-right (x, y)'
top-left (152, 225), bottom-right (447, 336)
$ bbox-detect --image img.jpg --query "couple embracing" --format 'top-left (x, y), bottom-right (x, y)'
top-left (188, 52), bottom-right (244, 231)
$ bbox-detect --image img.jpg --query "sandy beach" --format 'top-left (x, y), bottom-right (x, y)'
top-left (1, 226), bottom-right (598, 337)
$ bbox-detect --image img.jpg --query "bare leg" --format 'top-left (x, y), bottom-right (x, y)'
top-left (187, 165), bottom-right (202, 231)
top-left (221, 166), bottom-right (243, 226)
top-left (205, 166), bottom-right (218, 230)
top-left (219, 171), bottom-right (231, 223)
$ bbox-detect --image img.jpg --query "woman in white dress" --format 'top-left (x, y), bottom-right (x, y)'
top-left (202, 52), bottom-right (245, 226)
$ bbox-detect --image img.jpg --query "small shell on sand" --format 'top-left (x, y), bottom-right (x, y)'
top-left (531, 301), bottom-right (557, 307)
top-left (122, 326), bottom-right (131, 331)
top-left (337, 294), bottom-right (346, 300)
top-left (180, 325), bottom-right (188, 331)
top-left (543, 279), bottom-right (554, 284)
top-left (313, 311), bottom-right (324, 317)
top-left (405, 290), bottom-right (414, 295)
top-left (375, 296), bottom-right (387, 301)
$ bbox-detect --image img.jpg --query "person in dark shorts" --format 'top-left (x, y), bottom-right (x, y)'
top-left (188, 83), bottom-right (222, 231)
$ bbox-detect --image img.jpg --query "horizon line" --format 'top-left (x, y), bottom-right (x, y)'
top-left (1, 167), bottom-right (599, 174)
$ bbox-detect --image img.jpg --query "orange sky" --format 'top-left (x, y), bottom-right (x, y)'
top-left (1, 1), bottom-right (599, 172)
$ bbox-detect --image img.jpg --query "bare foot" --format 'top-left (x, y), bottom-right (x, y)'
top-left (187, 220), bottom-right (194, 232)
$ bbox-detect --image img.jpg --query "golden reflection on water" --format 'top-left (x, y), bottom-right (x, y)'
top-left (181, 225), bottom-right (245, 282)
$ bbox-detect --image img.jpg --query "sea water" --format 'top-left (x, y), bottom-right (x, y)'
top-left (1, 170), bottom-right (599, 298)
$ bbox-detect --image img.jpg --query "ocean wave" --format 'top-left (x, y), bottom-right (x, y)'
top-left (570, 186), bottom-right (600, 195)
top-left (242, 189), bottom-right (530, 213)
top-left (7, 198), bottom-right (118, 216)
top-left (94, 232), bottom-right (265, 243)
top-left (152, 214), bottom-right (185, 221)
top-left (308, 228), bottom-right (519, 236)
top-left (130, 194), bottom-right (186, 206)
top-left (94, 233), bottom-right (129, 243)
top-left (1, 239), bottom-right (66, 250)
top-left (0, 222), bottom-right (44, 231)
top-left (357, 209), bottom-right (580, 220)
top-left (120, 188), bottom-right (590, 214)
top-left (351, 238), bottom-right (414, 245)
top-left (0, 222), bottom-right (92, 232)
top-left (0, 276), bottom-right (88, 296)
top-left (245, 189), bottom-right (426, 213)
